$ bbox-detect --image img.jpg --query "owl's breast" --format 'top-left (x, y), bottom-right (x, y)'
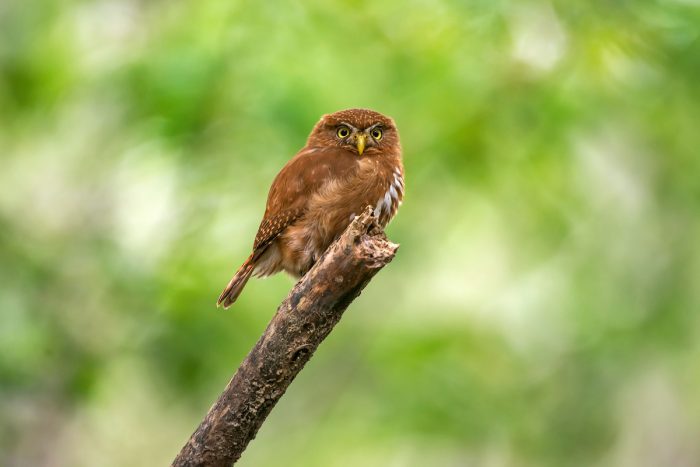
top-left (304, 157), bottom-right (403, 240)
top-left (279, 158), bottom-right (402, 276)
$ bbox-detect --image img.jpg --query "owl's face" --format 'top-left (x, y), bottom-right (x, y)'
top-left (307, 108), bottom-right (400, 157)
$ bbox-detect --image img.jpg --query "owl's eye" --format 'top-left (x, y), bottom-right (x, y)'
top-left (336, 126), bottom-right (350, 138)
top-left (371, 128), bottom-right (383, 141)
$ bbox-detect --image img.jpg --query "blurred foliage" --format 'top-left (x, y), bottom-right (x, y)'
top-left (2, 0), bottom-right (700, 466)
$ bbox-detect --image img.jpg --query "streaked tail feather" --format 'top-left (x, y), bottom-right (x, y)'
top-left (217, 254), bottom-right (255, 309)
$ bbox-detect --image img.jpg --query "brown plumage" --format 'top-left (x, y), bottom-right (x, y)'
top-left (217, 108), bottom-right (404, 308)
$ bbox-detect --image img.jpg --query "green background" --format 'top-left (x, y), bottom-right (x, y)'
top-left (2, 1), bottom-right (699, 466)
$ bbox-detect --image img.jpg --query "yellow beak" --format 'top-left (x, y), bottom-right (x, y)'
top-left (356, 134), bottom-right (366, 156)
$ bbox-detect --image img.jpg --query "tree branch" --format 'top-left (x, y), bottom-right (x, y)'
top-left (172, 207), bottom-right (399, 466)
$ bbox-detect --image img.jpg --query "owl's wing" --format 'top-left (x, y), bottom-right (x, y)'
top-left (252, 208), bottom-right (304, 253)
top-left (251, 146), bottom-right (358, 254)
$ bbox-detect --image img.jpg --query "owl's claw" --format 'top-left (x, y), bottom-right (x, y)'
top-left (368, 222), bottom-right (384, 237)
top-left (356, 205), bottom-right (383, 236)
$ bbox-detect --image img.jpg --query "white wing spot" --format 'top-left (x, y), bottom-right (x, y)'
top-left (394, 173), bottom-right (404, 192)
top-left (383, 191), bottom-right (391, 215)
top-left (389, 184), bottom-right (398, 201)
top-left (373, 196), bottom-right (384, 217)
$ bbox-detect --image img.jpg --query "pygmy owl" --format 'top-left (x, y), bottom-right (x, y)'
top-left (217, 108), bottom-right (404, 308)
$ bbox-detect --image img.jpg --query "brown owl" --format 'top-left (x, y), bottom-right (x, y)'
top-left (217, 108), bottom-right (404, 308)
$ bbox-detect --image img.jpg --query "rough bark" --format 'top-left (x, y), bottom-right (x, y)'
top-left (172, 207), bottom-right (399, 466)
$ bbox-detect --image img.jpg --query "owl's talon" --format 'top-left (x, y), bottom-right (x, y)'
top-left (368, 222), bottom-right (383, 236)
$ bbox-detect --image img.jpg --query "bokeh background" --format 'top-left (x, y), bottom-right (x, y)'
top-left (2, 0), bottom-right (700, 466)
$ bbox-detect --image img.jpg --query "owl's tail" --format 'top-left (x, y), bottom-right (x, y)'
top-left (217, 254), bottom-right (255, 309)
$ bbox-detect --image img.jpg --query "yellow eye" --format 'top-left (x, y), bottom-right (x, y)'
top-left (371, 128), bottom-right (383, 140)
top-left (337, 126), bottom-right (350, 138)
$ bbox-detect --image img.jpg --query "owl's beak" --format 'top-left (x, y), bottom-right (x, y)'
top-left (355, 134), bottom-right (366, 156)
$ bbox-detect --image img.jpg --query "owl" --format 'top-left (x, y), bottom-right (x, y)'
top-left (217, 108), bottom-right (404, 308)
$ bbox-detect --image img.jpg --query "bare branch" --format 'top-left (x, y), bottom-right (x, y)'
top-left (172, 207), bottom-right (399, 466)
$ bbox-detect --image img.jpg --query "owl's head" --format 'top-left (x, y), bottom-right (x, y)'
top-left (307, 108), bottom-right (400, 157)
